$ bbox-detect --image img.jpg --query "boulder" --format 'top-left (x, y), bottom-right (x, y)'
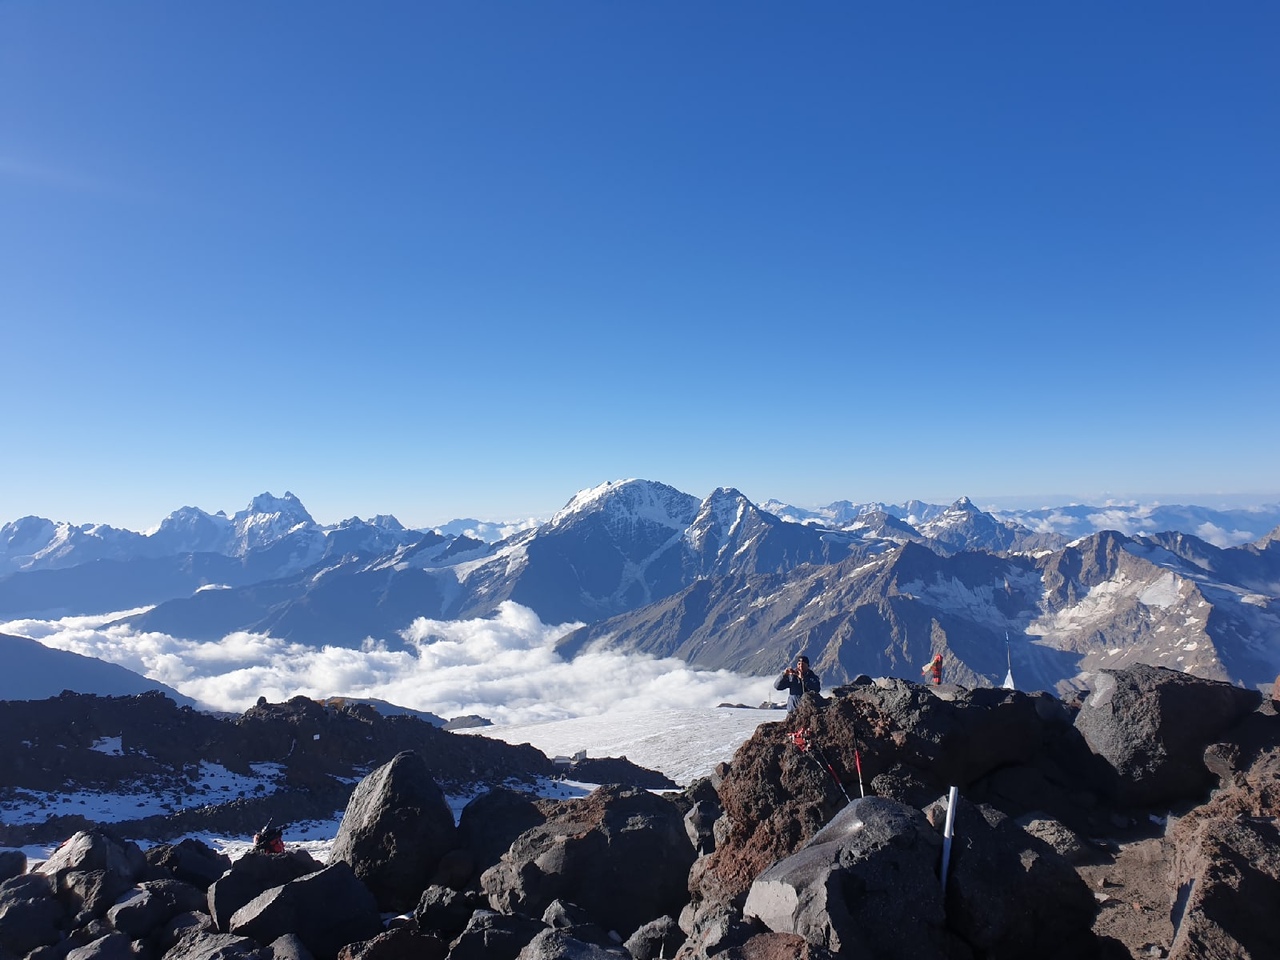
top-left (0, 872), bottom-right (65, 956)
top-left (207, 850), bottom-right (320, 931)
top-left (334, 926), bottom-right (447, 960)
top-left (228, 862), bottom-right (384, 960)
top-left (514, 928), bottom-right (627, 959)
top-left (328, 751), bottom-right (457, 913)
top-left (106, 878), bottom-right (209, 939)
top-left (63, 932), bottom-right (136, 960)
top-left (481, 785), bottom-right (696, 939)
top-left (0, 850), bottom-right (25, 883)
top-left (456, 786), bottom-right (547, 879)
top-left (1073, 664), bottom-right (1261, 807)
top-left (446, 909), bottom-right (546, 960)
top-left (59, 869), bottom-right (135, 925)
top-left (540, 899), bottom-right (617, 949)
top-left (144, 839), bottom-right (232, 890)
top-left (37, 830), bottom-right (147, 891)
top-left (622, 915), bottom-right (684, 960)
top-left (263, 933), bottom-right (315, 960)
top-left (1167, 814), bottom-right (1280, 959)
top-left (742, 796), bottom-right (949, 957)
top-left (413, 884), bottom-right (479, 941)
top-left (162, 927), bottom-right (263, 960)
top-left (921, 794), bottom-right (1099, 958)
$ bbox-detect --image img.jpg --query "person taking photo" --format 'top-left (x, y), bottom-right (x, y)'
top-left (776, 655), bottom-right (821, 713)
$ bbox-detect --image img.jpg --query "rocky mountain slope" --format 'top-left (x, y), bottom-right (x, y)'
top-left (3, 665), bottom-right (1279, 960)
top-left (3, 482), bottom-right (1279, 699)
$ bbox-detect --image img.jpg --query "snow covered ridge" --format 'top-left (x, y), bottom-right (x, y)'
top-left (0, 691), bottom-right (716, 850)
top-left (4, 483), bottom-right (1278, 577)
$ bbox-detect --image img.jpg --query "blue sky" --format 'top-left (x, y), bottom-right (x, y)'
top-left (3, 1), bottom-right (1277, 531)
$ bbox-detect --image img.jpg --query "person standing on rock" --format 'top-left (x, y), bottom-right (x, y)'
top-left (922, 653), bottom-right (944, 685)
top-left (776, 655), bottom-right (821, 713)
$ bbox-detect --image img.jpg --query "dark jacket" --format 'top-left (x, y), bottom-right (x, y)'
top-left (775, 667), bottom-right (821, 712)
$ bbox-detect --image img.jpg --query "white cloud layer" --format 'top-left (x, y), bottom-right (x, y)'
top-left (2, 602), bottom-right (777, 724)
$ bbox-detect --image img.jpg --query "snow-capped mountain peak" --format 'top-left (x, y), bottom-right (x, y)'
top-left (549, 479), bottom-right (700, 531)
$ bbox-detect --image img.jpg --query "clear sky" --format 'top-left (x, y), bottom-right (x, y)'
top-left (3, 1), bottom-right (1277, 532)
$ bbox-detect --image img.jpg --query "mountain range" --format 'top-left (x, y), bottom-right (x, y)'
top-left (3, 482), bottom-right (1279, 698)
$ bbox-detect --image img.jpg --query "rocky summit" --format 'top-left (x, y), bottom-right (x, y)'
top-left (4, 665), bottom-right (1280, 959)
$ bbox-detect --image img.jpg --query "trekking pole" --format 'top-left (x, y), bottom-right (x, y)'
top-left (850, 721), bottom-right (867, 798)
top-left (807, 739), bottom-right (852, 804)
top-left (787, 729), bottom-right (849, 803)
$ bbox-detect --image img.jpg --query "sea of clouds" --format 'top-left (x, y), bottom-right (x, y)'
top-left (1, 601), bottom-right (779, 723)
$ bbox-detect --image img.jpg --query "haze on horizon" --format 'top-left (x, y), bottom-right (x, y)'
top-left (3, 3), bottom-right (1276, 532)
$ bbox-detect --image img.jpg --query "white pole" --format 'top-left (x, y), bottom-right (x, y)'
top-left (940, 785), bottom-right (959, 890)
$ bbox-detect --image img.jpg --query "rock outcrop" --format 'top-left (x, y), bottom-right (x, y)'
top-left (5, 666), bottom-right (1280, 959)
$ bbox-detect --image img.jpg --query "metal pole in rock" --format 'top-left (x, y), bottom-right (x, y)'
top-left (940, 785), bottom-right (959, 891)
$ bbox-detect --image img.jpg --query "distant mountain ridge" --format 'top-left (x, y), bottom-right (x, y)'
top-left (3, 481), bottom-right (1279, 699)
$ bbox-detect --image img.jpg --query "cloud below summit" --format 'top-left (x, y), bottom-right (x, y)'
top-left (3, 602), bottom-right (776, 723)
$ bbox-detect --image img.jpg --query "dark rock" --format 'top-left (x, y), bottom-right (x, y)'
top-left (622, 915), bottom-right (684, 960)
top-left (456, 787), bottom-right (547, 879)
top-left (263, 933), bottom-right (314, 960)
top-left (1167, 814), bottom-right (1280, 959)
top-left (161, 928), bottom-right (262, 960)
top-left (0, 871), bottom-right (65, 955)
top-left (922, 794), bottom-right (1100, 958)
top-left (0, 850), bottom-right (25, 882)
top-left (154, 911), bottom-right (216, 953)
top-left (328, 751), bottom-right (457, 913)
top-left (143, 840), bottom-right (231, 890)
top-left (540, 900), bottom-right (616, 948)
top-left (481, 785), bottom-right (696, 939)
top-left (412, 884), bottom-right (478, 941)
top-left (334, 926), bottom-right (447, 960)
top-left (1074, 664), bottom-right (1261, 807)
top-left (514, 928), bottom-right (627, 959)
top-left (207, 850), bottom-right (320, 931)
top-left (715, 931), bottom-right (842, 960)
top-left (228, 862), bottom-right (383, 960)
top-left (63, 933), bottom-right (137, 960)
top-left (59, 869), bottom-right (134, 925)
top-left (743, 797), bottom-right (950, 957)
top-left (446, 909), bottom-right (546, 960)
top-left (37, 830), bottom-right (147, 890)
top-left (107, 879), bottom-right (208, 939)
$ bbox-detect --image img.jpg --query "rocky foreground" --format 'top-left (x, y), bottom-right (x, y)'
top-left (3, 665), bottom-right (1280, 959)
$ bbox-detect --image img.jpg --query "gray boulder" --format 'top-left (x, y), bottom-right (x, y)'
top-left (334, 925), bottom-right (448, 960)
top-left (162, 927), bottom-right (263, 960)
top-left (481, 785), bottom-right (695, 939)
top-left (37, 830), bottom-right (147, 890)
top-left (412, 884), bottom-right (478, 941)
top-left (144, 840), bottom-right (232, 890)
top-left (1074, 664), bottom-right (1261, 807)
top-left (447, 909), bottom-right (546, 960)
top-left (922, 794), bottom-right (1099, 958)
top-left (263, 933), bottom-right (315, 960)
top-left (622, 915), bottom-right (684, 960)
top-left (107, 878), bottom-right (209, 939)
top-left (329, 750), bottom-right (457, 913)
top-left (743, 796), bottom-right (949, 957)
top-left (207, 850), bottom-right (320, 932)
top-left (457, 786), bottom-right (547, 878)
top-left (515, 929), bottom-right (627, 960)
top-left (0, 872), bottom-right (65, 956)
top-left (64, 932), bottom-right (137, 960)
top-left (228, 862), bottom-right (383, 960)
